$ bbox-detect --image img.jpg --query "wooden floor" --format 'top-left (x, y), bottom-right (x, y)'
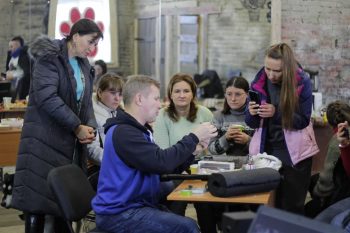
top-left (0, 207), bottom-right (24, 227)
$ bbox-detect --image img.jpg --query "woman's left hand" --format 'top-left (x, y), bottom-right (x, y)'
top-left (257, 103), bottom-right (275, 118)
top-left (232, 132), bottom-right (249, 144)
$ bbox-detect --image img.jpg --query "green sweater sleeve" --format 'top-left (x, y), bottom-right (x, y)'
top-left (153, 110), bottom-right (170, 149)
top-left (313, 134), bottom-right (341, 199)
top-left (203, 106), bottom-right (214, 123)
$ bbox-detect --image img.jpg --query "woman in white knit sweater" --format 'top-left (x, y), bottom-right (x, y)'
top-left (87, 74), bottom-right (124, 187)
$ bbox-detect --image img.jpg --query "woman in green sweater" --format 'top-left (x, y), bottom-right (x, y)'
top-left (153, 73), bottom-right (213, 216)
top-left (154, 73), bottom-right (213, 159)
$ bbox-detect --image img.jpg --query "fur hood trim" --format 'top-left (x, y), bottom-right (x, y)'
top-left (29, 34), bottom-right (61, 61)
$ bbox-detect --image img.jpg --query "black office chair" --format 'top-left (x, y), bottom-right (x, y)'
top-left (0, 82), bottom-right (11, 103)
top-left (47, 164), bottom-right (107, 233)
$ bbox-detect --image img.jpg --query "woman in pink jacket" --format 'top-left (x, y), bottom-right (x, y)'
top-left (246, 43), bottom-right (319, 215)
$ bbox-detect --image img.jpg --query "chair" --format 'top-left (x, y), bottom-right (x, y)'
top-left (47, 164), bottom-right (107, 233)
top-left (0, 82), bottom-right (11, 103)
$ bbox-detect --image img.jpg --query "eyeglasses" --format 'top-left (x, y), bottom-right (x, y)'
top-left (224, 93), bottom-right (245, 99)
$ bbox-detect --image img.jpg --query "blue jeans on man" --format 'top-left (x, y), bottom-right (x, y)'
top-left (96, 206), bottom-right (199, 233)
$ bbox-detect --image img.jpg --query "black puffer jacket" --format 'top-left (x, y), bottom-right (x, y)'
top-left (12, 35), bottom-right (97, 216)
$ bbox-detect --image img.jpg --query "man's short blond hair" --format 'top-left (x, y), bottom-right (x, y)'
top-left (123, 75), bottom-right (161, 106)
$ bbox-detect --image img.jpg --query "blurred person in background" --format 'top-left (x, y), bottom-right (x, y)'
top-left (4, 36), bottom-right (31, 101)
top-left (93, 59), bottom-right (107, 91)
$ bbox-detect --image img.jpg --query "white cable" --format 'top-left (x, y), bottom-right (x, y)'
top-left (252, 152), bottom-right (282, 171)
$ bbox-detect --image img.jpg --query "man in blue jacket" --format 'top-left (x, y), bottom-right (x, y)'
top-left (92, 75), bottom-right (217, 233)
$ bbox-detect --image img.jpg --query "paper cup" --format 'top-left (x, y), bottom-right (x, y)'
top-left (3, 97), bottom-right (11, 109)
top-left (190, 164), bottom-right (198, 173)
top-left (232, 124), bottom-right (244, 132)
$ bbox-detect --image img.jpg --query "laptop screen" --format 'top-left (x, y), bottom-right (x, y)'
top-left (248, 206), bottom-right (343, 233)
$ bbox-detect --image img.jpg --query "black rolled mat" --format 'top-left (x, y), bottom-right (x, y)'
top-left (208, 168), bottom-right (280, 197)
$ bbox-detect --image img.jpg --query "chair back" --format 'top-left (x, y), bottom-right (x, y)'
top-left (0, 82), bottom-right (11, 103)
top-left (48, 164), bottom-right (96, 222)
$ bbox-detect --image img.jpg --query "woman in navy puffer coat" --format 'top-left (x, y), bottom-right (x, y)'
top-left (12, 19), bottom-right (103, 233)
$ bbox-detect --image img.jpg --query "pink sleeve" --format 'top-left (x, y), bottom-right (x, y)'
top-left (340, 146), bottom-right (350, 178)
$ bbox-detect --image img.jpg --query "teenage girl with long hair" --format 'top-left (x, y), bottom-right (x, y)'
top-left (246, 42), bottom-right (319, 215)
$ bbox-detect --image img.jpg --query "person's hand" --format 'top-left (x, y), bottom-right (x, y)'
top-left (74, 125), bottom-right (96, 144)
top-left (6, 74), bottom-right (13, 81)
top-left (192, 122), bottom-right (218, 142)
top-left (193, 139), bottom-right (210, 155)
top-left (257, 103), bottom-right (275, 118)
top-left (232, 132), bottom-right (249, 144)
top-left (338, 121), bottom-right (349, 147)
top-left (225, 126), bottom-right (241, 140)
top-left (248, 101), bottom-right (259, 116)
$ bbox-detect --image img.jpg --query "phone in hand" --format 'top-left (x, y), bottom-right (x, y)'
top-left (248, 90), bottom-right (261, 108)
top-left (343, 127), bottom-right (349, 140)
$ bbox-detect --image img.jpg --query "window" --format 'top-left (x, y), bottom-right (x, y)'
top-left (48, 0), bottom-right (119, 67)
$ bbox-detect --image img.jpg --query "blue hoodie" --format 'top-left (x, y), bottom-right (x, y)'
top-left (92, 109), bottom-right (198, 215)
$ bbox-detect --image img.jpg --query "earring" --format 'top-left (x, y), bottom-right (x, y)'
top-left (73, 42), bottom-right (76, 49)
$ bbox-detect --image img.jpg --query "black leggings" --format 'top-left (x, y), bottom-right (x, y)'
top-left (276, 157), bottom-right (313, 215)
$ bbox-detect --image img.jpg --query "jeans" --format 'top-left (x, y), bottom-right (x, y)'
top-left (159, 181), bottom-right (175, 205)
top-left (331, 210), bottom-right (350, 227)
top-left (96, 207), bottom-right (200, 233)
top-left (315, 197), bottom-right (350, 224)
top-left (167, 180), bottom-right (188, 216)
top-left (331, 210), bottom-right (350, 233)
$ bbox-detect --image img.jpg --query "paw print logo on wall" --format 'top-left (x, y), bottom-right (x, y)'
top-left (59, 7), bottom-right (104, 57)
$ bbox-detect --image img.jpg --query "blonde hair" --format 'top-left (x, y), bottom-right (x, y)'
top-left (265, 42), bottom-right (297, 131)
top-left (96, 74), bottom-right (124, 102)
top-left (123, 75), bottom-right (161, 106)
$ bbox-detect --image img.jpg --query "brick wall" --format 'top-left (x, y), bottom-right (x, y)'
top-left (203, 0), bottom-right (270, 83)
top-left (281, 0), bottom-right (350, 105)
top-left (110, 0), bottom-right (135, 77)
top-left (0, 0), bottom-right (135, 78)
top-left (4, 0), bottom-right (348, 105)
top-left (0, 0), bottom-right (47, 70)
top-left (133, 0), bottom-right (271, 84)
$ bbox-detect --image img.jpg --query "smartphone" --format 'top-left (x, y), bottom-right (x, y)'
top-left (343, 127), bottom-right (349, 140)
top-left (249, 90), bottom-right (261, 108)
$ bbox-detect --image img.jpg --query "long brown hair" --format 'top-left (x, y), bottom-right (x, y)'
top-left (327, 100), bottom-right (350, 129)
top-left (266, 43), bottom-right (297, 131)
top-left (165, 73), bottom-right (198, 122)
top-left (222, 76), bottom-right (249, 114)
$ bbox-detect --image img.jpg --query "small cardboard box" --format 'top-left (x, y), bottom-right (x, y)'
top-left (198, 161), bottom-right (235, 172)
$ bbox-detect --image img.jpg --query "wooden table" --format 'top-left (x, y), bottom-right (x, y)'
top-left (0, 109), bottom-right (26, 119)
top-left (167, 180), bottom-right (275, 207)
top-left (0, 129), bottom-right (21, 166)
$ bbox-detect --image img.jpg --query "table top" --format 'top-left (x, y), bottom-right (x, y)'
top-left (0, 109), bottom-right (27, 112)
top-left (167, 180), bottom-right (274, 205)
top-left (0, 129), bottom-right (21, 134)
